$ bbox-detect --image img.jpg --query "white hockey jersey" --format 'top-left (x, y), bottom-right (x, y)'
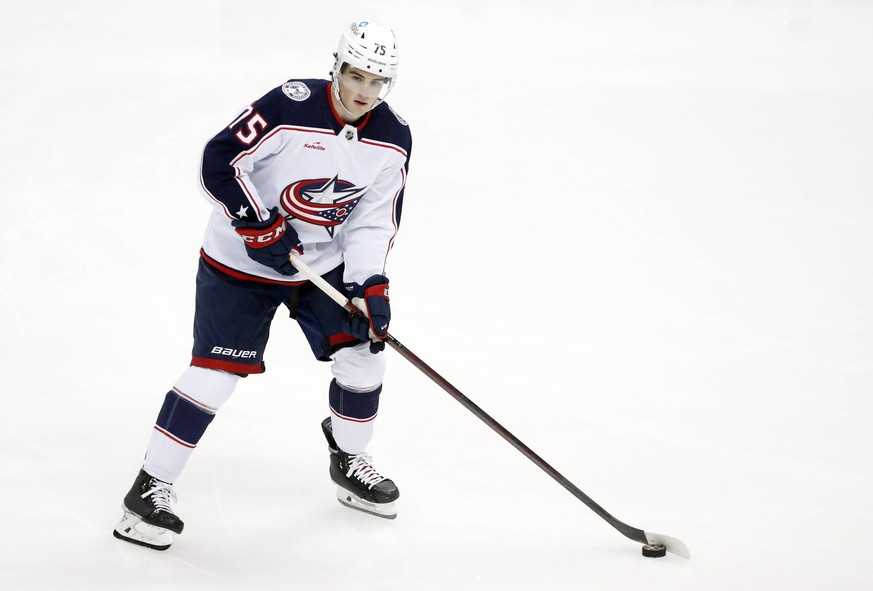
top-left (199, 79), bottom-right (412, 285)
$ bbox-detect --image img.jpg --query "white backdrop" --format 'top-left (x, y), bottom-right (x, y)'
top-left (2, 1), bottom-right (872, 589)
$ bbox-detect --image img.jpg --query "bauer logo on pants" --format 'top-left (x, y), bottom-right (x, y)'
top-left (211, 346), bottom-right (257, 359)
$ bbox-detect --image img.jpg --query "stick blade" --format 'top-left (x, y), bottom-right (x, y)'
top-left (644, 531), bottom-right (691, 559)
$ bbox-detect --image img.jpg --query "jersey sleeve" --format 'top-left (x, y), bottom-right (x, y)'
top-left (341, 151), bottom-right (410, 284)
top-left (199, 87), bottom-right (288, 223)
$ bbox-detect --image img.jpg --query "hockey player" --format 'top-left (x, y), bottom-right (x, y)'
top-left (113, 20), bottom-right (411, 550)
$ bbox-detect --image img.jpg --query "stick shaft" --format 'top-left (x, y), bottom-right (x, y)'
top-left (384, 333), bottom-right (647, 543)
top-left (289, 253), bottom-right (647, 544)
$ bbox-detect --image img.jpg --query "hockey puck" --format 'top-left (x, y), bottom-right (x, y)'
top-left (642, 544), bottom-right (667, 558)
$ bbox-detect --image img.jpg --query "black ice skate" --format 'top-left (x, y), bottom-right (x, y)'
top-left (113, 469), bottom-right (184, 550)
top-left (322, 417), bottom-right (399, 519)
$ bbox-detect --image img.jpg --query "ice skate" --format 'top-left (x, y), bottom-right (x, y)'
top-left (322, 417), bottom-right (399, 519)
top-left (113, 469), bottom-right (184, 550)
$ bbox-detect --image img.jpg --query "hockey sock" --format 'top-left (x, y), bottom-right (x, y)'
top-left (143, 367), bottom-right (238, 483)
top-left (328, 379), bottom-right (381, 454)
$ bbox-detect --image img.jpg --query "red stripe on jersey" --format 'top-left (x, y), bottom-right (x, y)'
top-left (229, 125), bottom-right (337, 167)
top-left (200, 249), bottom-right (306, 286)
top-left (359, 138), bottom-right (408, 158)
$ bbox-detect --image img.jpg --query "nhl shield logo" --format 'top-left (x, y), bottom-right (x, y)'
top-left (282, 81), bottom-right (311, 101)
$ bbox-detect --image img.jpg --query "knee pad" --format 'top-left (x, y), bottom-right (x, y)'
top-left (173, 366), bottom-right (240, 411)
top-left (330, 343), bottom-right (386, 392)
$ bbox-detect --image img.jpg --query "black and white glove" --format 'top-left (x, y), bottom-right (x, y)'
top-left (231, 207), bottom-right (302, 276)
top-left (343, 275), bottom-right (390, 353)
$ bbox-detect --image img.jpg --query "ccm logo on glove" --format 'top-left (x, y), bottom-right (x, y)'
top-left (231, 206), bottom-right (303, 275)
top-left (238, 221), bottom-right (287, 247)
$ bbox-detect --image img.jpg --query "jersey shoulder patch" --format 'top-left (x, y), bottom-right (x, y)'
top-left (388, 104), bottom-right (408, 126)
top-left (282, 81), bottom-right (311, 101)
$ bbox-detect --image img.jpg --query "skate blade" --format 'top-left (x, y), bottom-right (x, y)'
top-left (113, 507), bottom-right (173, 550)
top-left (335, 487), bottom-right (397, 519)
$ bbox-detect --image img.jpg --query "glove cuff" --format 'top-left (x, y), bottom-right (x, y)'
top-left (363, 282), bottom-right (390, 302)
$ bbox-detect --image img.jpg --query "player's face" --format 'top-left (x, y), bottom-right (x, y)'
top-left (337, 67), bottom-right (389, 119)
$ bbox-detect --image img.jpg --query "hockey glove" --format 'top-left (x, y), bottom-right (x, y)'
top-left (231, 207), bottom-right (302, 276)
top-left (343, 275), bottom-right (390, 353)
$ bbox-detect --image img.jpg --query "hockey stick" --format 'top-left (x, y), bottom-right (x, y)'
top-left (289, 253), bottom-right (690, 559)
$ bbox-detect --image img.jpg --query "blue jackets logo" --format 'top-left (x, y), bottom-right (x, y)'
top-left (281, 176), bottom-right (368, 236)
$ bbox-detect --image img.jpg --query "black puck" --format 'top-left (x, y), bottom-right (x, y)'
top-left (642, 543), bottom-right (667, 558)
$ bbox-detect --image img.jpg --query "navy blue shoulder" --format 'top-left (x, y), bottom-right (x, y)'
top-left (361, 101), bottom-right (413, 156)
top-left (252, 78), bottom-right (411, 156)
top-left (253, 79), bottom-right (336, 131)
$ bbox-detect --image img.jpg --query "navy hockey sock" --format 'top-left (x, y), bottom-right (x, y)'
top-left (152, 390), bottom-right (217, 449)
top-left (328, 379), bottom-right (381, 454)
top-left (329, 379), bottom-right (381, 422)
top-left (143, 369), bottom-right (237, 483)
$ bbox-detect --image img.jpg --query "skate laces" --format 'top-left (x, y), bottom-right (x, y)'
top-left (346, 453), bottom-right (387, 489)
top-left (142, 479), bottom-right (177, 514)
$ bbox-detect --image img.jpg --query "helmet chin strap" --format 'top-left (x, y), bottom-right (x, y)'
top-left (332, 75), bottom-right (387, 119)
top-left (332, 78), bottom-right (359, 118)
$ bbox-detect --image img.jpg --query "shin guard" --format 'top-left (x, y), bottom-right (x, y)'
top-left (328, 379), bottom-right (381, 454)
top-left (143, 390), bottom-right (217, 483)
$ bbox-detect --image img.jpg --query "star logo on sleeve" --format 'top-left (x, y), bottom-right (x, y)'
top-left (235, 205), bottom-right (249, 219)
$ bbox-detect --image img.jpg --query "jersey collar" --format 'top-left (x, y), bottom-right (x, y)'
top-left (327, 82), bottom-right (372, 134)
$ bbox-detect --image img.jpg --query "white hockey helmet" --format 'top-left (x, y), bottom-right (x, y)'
top-left (331, 20), bottom-right (399, 107)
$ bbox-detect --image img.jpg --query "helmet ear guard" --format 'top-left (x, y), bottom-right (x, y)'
top-left (331, 20), bottom-right (399, 110)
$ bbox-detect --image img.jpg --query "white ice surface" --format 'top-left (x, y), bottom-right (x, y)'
top-left (2, 1), bottom-right (872, 589)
